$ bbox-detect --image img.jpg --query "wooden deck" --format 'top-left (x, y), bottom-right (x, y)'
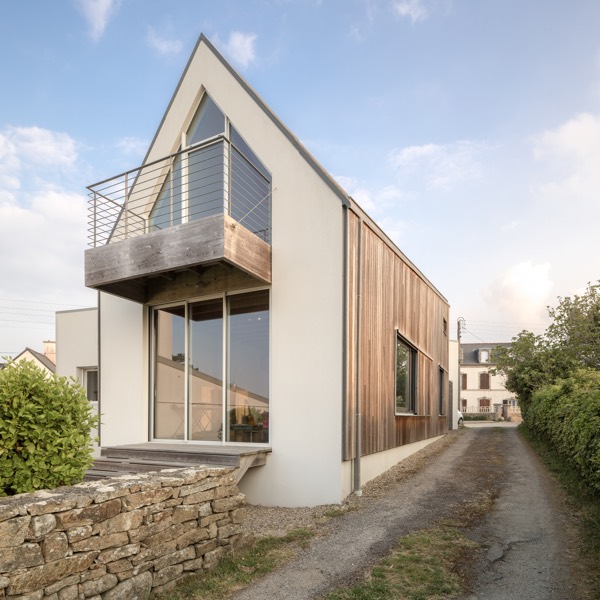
top-left (87, 443), bottom-right (271, 483)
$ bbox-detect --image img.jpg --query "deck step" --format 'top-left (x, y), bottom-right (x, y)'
top-left (100, 448), bottom-right (240, 467)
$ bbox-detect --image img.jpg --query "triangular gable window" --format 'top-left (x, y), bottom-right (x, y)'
top-left (148, 93), bottom-right (271, 242)
top-left (187, 94), bottom-right (225, 145)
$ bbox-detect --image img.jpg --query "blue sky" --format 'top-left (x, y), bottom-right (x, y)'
top-left (1, 0), bottom-right (600, 356)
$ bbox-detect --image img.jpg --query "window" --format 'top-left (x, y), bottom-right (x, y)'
top-left (395, 333), bottom-right (417, 415)
top-left (478, 349), bottom-right (490, 363)
top-left (81, 368), bottom-right (98, 403)
top-left (479, 372), bottom-right (490, 390)
top-left (461, 372), bottom-right (467, 390)
top-left (152, 290), bottom-right (269, 444)
top-left (438, 367), bottom-right (445, 415)
top-left (442, 318), bottom-right (448, 336)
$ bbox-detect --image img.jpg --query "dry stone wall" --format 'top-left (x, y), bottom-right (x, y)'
top-left (0, 466), bottom-right (249, 599)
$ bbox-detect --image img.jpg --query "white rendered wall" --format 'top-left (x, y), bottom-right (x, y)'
top-left (181, 44), bottom-right (345, 507)
top-left (99, 293), bottom-right (147, 447)
top-left (459, 366), bottom-right (515, 412)
top-left (55, 307), bottom-right (100, 456)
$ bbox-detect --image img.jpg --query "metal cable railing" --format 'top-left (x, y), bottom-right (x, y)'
top-left (87, 136), bottom-right (271, 247)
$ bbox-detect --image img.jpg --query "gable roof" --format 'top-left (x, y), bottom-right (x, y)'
top-left (141, 33), bottom-right (448, 304)
top-left (13, 347), bottom-right (56, 373)
top-left (460, 342), bottom-right (511, 366)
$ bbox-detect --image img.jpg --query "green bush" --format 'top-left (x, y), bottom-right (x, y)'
top-left (0, 360), bottom-right (100, 496)
top-left (527, 369), bottom-right (600, 492)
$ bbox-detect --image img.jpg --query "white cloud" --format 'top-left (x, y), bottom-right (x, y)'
top-left (482, 262), bottom-right (554, 324)
top-left (5, 126), bottom-right (78, 168)
top-left (531, 113), bottom-right (600, 205)
top-left (335, 175), bottom-right (405, 213)
top-left (216, 32), bottom-right (258, 69)
top-left (390, 140), bottom-right (484, 190)
top-left (75, 0), bottom-right (119, 41)
top-left (116, 136), bottom-right (148, 158)
top-left (147, 27), bottom-right (183, 57)
top-left (392, 0), bottom-right (429, 23)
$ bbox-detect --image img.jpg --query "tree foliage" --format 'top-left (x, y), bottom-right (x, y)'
top-left (492, 282), bottom-right (600, 413)
top-left (0, 360), bottom-right (100, 496)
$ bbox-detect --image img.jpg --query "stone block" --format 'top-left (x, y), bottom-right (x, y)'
top-left (153, 563), bottom-right (183, 587)
top-left (214, 484), bottom-right (239, 499)
top-left (102, 571), bottom-right (152, 600)
top-left (66, 525), bottom-right (92, 543)
top-left (0, 505), bottom-right (19, 523)
top-left (55, 499), bottom-right (121, 529)
top-left (217, 524), bottom-right (239, 540)
top-left (80, 573), bottom-right (118, 597)
top-left (195, 539), bottom-right (217, 557)
top-left (71, 531), bottom-right (129, 552)
top-left (43, 573), bottom-right (79, 594)
top-left (179, 478), bottom-right (220, 497)
top-left (230, 507), bottom-right (247, 524)
top-left (57, 584), bottom-right (78, 600)
top-left (92, 509), bottom-right (143, 536)
top-left (139, 523), bottom-right (187, 548)
top-left (203, 546), bottom-right (225, 570)
top-left (182, 489), bottom-right (215, 505)
top-left (127, 516), bottom-right (172, 544)
top-left (7, 551), bottom-right (98, 595)
top-left (122, 487), bottom-right (172, 511)
top-left (153, 547), bottom-right (195, 571)
top-left (106, 558), bottom-right (133, 574)
top-left (79, 565), bottom-right (107, 582)
top-left (0, 516), bottom-right (31, 547)
top-left (183, 557), bottom-right (204, 571)
top-left (42, 531), bottom-right (69, 561)
top-left (175, 526), bottom-right (210, 550)
top-left (97, 543), bottom-right (139, 565)
top-left (172, 505), bottom-right (198, 524)
top-left (29, 513), bottom-right (57, 539)
top-left (0, 543), bottom-right (43, 571)
top-left (211, 494), bottom-right (245, 514)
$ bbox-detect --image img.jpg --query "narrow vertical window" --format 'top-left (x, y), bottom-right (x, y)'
top-left (438, 367), bottom-right (445, 415)
top-left (479, 372), bottom-right (490, 390)
top-left (461, 372), bottom-right (467, 390)
top-left (395, 333), bottom-right (417, 415)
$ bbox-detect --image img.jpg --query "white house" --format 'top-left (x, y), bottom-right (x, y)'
top-left (79, 34), bottom-right (450, 507)
top-left (459, 342), bottom-right (519, 418)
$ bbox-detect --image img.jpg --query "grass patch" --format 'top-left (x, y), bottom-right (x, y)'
top-left (519, 424), bottom-right (600, 597)
top-left (156, 529), bottom-right (314, 600)
top-left (325, 527), bottom-right (477, 600)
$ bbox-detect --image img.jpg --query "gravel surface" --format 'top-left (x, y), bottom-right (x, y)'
top-left (232, 426), bottom-right (589, 600)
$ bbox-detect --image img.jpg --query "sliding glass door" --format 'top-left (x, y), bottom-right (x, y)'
top-left (152, 290), bottom-right (269, 443)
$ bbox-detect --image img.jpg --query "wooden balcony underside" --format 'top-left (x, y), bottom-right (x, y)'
top-left (85, 213), bottom-right (271, 303)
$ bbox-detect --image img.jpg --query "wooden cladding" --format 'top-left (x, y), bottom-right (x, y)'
top-left (85, 213), bottom-right (271, 303)
top-left (344, 210), bottom-right (450, 460)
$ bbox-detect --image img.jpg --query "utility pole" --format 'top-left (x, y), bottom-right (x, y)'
top-left (457, 317), bottom-right (466, 426)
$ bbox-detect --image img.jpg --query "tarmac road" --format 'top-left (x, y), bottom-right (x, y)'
top-left (233, 427), bottom-right (588, 600)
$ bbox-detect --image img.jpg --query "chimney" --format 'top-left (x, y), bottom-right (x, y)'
top-left (43, 340), bottom-right (56, 365)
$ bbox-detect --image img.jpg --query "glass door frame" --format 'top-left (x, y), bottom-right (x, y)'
top-left (149, 286), bottom-right (270, 446)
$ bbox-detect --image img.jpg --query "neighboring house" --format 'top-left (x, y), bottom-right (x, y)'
top-left (459, 343), bottom-right (519, 418)
top-left (12, 342), bottom-right (56, 375)
top-left (80, 34), bottom-right (450, 507)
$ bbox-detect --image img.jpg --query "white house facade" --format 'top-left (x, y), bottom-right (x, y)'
top-left (79, 35), bottom-right (450, 507)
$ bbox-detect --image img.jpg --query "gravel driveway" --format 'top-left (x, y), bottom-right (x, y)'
top-left (233, 427), bottom-right (590, 600)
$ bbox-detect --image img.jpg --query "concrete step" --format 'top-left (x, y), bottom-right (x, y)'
top-left (100, 447), bottom-right (240, 467)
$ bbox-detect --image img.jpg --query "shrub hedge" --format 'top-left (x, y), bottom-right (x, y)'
top-left (0, 360), bottom-right (100, 496)
top-left (526, 369), bottom-right (600, 492)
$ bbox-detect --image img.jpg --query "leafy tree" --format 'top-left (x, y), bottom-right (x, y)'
top-left (491, 331), bottom-right (573, 417)
top-left (546, 282), bottom-right (600, 370)
top-left (0, 359), bottom-right (100, 496)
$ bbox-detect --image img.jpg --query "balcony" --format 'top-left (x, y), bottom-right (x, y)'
top-left (85, 136), bottom-right (272, 303)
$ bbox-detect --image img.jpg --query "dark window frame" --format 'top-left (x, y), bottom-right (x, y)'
top-left (479, 372), bottom-right (490, 390)
top-left (395, 331), bottom-right (418, 416)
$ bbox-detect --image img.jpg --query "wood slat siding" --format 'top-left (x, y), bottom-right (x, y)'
top-left (84, 214), bottom-right (271, 303)
top-left (344, 210), bottom-right (449, 461)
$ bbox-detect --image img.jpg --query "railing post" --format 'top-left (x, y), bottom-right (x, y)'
top-left (124, 172), bottom-right (129, 239)
top-left (93, 191), bottom-right (97, 247)
top-left (169, 156), bottom-right (174, 227)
